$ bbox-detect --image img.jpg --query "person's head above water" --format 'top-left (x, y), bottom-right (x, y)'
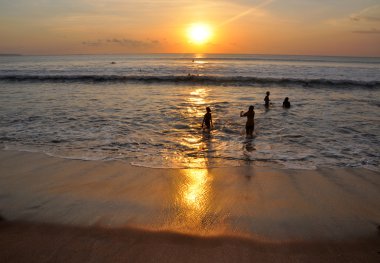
top-left (249, 105), bottom-right (254, 111)
top-left (284, 97), bottom-right (289, 102)
top-left (266, 91), bottom-right (270, 96)
top-left (206, 107), bottom-right (211, 113)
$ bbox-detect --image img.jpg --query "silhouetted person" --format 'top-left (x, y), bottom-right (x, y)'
top-left (283, 97), bottom-right (291, 108)
top-left (264, 91), bottom-right (270, 108)
top-left (240, 105), bottom-right (255, 137)
top-left (202, 107), bottom-right (213, 130)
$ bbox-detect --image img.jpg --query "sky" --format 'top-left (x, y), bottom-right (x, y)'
top-left (0, 0), bottom-right (379, 56)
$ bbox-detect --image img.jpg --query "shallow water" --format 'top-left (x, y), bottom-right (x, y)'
top-left (1, 54), bottom-right (380, 170)
top-left (1, 80), bottom-right (379, 170)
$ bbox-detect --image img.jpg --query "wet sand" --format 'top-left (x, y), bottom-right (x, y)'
top-left (0, 150), bottom-right (380, 262)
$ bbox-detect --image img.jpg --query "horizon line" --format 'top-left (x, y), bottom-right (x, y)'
top-left (1, 52), bottom-right (379, 59)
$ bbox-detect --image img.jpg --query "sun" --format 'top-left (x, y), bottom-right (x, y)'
top-left (187, 23), bottom-right (213, 45)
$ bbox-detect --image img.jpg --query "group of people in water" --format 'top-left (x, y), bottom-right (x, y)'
top-left (202, 91), bottom-right (291, 137)
top-left (264, 91), bottom-right (291, 109)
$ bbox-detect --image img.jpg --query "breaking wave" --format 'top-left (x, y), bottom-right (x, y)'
top-left (1, 74), bottom-right (379, 88)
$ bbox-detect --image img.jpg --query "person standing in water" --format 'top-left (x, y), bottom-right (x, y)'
top-left (264, 91), bottom-right (270, 108)
top-left (202, 107), bottom-right (213, 130)
top-left (283, 97), bottom-right (291, 108)
top-left (240, 105), bottom-right (255, 137)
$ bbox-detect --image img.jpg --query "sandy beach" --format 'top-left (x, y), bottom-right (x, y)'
top-left (0, 149), bottom-right (379, 262)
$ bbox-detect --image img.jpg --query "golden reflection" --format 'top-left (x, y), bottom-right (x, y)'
top-left (186, 88), bottom-right (209, 119)
top-left (194, 60), bottom-right (207, 65)
top-left (195, 53), bottom-right (205, 59)
top-left (187, 97), bottom-right (205, 107)
top-left (182, 168), bottom-right (209, 211)
top-left (180, 87), bottom-right (210, 159)
top-left (172, 158), bottom-right (213, 233)
top-left (187, 88), bottom-right (207, 116)
top-left (163, 87), bottom-right (216, 233)
top-left (184, 136), bottom-right (199, 144)
top-left (192, 54), bottom-right (207, 66)
top-left (190, 88), bottom-right (206, 97)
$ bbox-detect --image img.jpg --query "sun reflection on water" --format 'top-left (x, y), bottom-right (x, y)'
top-left (166, 87), bottom-right (217, 233)
top-left (178, 87), bottom-right (211, 160)
top-left (182, 167), bottom-right (209, 211)
top-left (172, 158), bottom-right (213, 233)
top-left (186, 88), bottom-right (208, 117)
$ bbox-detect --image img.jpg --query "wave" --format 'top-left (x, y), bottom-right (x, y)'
top-left (0, 74), bottom-right (379, 88)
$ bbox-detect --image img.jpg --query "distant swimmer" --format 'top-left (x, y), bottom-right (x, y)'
top-left (111, 61), bottom-right (116, 64)
top-left (283, 97), bottom-right (291, 108)
top-left (264, 91), bottom-right (270, 108)
top-left (240, 105), bottom-right (255, 137)
top-left (202, 107), bottom-right (213, 130)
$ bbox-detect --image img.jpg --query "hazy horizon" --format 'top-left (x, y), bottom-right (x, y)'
top-left (1, 52), bottom-right (380, 59)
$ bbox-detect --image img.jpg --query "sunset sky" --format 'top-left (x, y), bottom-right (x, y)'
top-left (0, 0), bottom-right (379, 56)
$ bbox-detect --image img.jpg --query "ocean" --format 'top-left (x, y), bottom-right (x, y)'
top-left (0, 54), bottom-right (379, 170)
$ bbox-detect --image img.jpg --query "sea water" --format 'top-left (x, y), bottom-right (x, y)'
top-left (0, 54), bottom-right (379, 170)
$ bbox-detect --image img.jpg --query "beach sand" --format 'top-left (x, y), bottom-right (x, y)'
top-left (1, 220), bottom-right (379, 263)
top-left (0, 150), bottom-right (379, 262)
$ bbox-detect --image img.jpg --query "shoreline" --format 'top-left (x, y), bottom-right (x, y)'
top-left (2, 145), bottom-right (379, 172)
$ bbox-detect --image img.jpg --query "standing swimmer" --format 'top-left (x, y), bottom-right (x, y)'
top-left (240, 105), bottom-right (255, 137)
top-left (202, 107), bottom-right (213, 130)
top-left (264, 91), bottom-right (270, 108)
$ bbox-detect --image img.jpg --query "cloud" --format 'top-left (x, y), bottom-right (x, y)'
top-left (106, 38), bottom-right (160, 47)
top-left (82, 40), bottom-right (103, 46)
top-left (352, 28), bottom-right (380, 34)
top-left (82, 38), bottom-right (160, 48)
top-left (325, 4), bottom-right (380, 37)
top-left (349, 5), bottom-right (380, 22)
top-left (217, 0), bottom-right (274, 27)
top-left (347, 5), bottom-right (380, 36)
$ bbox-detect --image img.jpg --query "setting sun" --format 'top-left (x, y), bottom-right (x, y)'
top-left (187, 23), bottom-right (213, 45)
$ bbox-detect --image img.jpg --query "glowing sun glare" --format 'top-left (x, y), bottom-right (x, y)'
top-left (187, 23), bottom-right (212, 45)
